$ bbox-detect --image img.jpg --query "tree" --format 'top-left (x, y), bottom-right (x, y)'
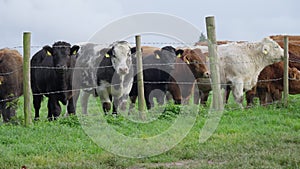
top-left (199, 32), bottom-right (207, 42)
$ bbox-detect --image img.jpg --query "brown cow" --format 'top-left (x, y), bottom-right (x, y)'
top-left (192, 48), bottom-right (212, 105)
top-left (246, 61), bottom-right (300, 106)
top-left (167, 48), bottom-right (210, 104)
top-left (0, 48), bottom-right (23, 122)
top-left (141, 46), bottom-right (160, 56)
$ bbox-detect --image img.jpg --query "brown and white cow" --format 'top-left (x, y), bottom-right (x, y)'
top-left (219, 37), bottom-right (284, 107)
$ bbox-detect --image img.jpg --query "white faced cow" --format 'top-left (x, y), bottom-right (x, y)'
top-left (74, 41), bottom-right (135, 115)
top-left (218, 37), bottom-right (284, 107)
top-left (96, 41), bottom-right (135, 114)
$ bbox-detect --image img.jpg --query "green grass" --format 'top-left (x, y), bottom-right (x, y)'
top-left (0, 95), bottom-right (299, 169)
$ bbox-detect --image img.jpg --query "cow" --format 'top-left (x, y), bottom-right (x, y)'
top-left (218, 37), bottom-right (284, 108)
top-left (129, 46), bottom-right (184, 110)
top-left (167, 48), bottom-right (210, 104)
top-left (74, 41), bottom-right (136, 115)
top-left (245, 52), bottom-right (300, 106)
top-left (71, 43), bottom-right (106, 115)
top-left (96, 41), bottom-right (135, 114)
top-left (31, 41), bottom-right (80, 120)
top-left (191, 48), bottom-right (212, 105)
top-left (142, 46), bottom-right (160, 56)
top-left (0, 48), bottom-right (23, 122)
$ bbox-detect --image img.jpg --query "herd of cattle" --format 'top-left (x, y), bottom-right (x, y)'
top-left (1, 35), bottom-right (300, 122)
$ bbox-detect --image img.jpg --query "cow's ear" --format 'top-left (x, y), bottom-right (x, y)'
top-left (130, 47), bottom-right (142, 56)
top-left (262, 45), bottom-right (269, 55)
top-left (176, 49), bottom-right (184, 58)
top-left (43, 45), bottom-right (53, 56)
top-left (71, 45), bottom-right (80, 56)
top-left (183, 56), bottom-right (190, 64)
top-left (154, 50), bottom-right (161, 59)
top-left (130, 47), bottom-right (136, 54)
top-left (105, 48), bottom-right (113, 58)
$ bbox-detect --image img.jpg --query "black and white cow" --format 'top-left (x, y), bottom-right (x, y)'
top-left (74, 41), bottom-right (135, 115)
top-left (31, 41), bottom-right (79, 120)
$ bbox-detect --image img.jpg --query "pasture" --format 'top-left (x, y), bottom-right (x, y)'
top-left (0, 94), bottom-right (299, 169)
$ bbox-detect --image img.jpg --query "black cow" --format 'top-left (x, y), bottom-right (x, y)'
top-left (31, 41), bottom-right (79, 120)
top-left (129, 46), bottom-right (184, 109)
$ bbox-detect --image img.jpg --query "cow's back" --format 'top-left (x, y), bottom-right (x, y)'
top-left (31, 49), bottom-right (58, 93)
top-left (0, 48), bottom-right (23, 99)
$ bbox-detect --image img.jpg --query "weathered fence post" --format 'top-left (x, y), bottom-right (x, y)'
top-left (23, 32), bottom-right (32, 126)
top-left (283, 36), bottom-right (289, 107)
top-left (135, 35), bottom-right (146, 120)
top-left (205, 16), bottom-right (223, 111)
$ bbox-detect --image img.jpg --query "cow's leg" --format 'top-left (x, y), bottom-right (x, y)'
top-left (232, 80), bottom-right (244, 108)
top-left (272, 89), bottom-right (282, 103)
top-left (224, 85), bottom-right (231, 104)
top-left (67, 97), bottom-right (76, 115)
top-left (112, 97), bottom-right (119, 115)
top-left (167, 82), bottom-right (181, 105)
top-left (129, 95), bottom-right (137, 111)
top-left (144, 87), bottom-right (153, 110)
top-left (119, 94), bottom-right (128, 112)
top-left (99, 90), bottom-right (111, 115)
top-left (257, 87), bottom-right (267, 106)
top-left (47, 96), bottom-right (61, 121)
top-left (33, 95), bottom-right (43, 120)
top-left (0, 102), bottom-right (3, 121)
top-left (193, 90), bottom-right (200, 105)
top-left (0, 102), bottom-right (12, 123)
top-left (245, 86), bottom-right (257, 108)
top-left (156, 89), bottom-right (166, 105)
top-left (67, 90), bottom-right (80, 116)
top-left (80, 92), bottom-right (90, 115)
top-left (201, 91), bottom-right (210, 105)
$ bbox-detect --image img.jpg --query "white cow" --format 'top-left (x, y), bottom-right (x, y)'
top-left (218, 37), bottom-right (284, 107)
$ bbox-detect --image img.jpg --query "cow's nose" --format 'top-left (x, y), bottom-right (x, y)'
top-left (203, 71), bottom-right (210, 78)
top-left (56, 65), bottom-right (67, 73)
top-left (119, 67), bottom-right (128, 74)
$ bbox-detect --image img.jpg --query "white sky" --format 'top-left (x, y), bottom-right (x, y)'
top-left (0, 0), bottom-right (299, 49)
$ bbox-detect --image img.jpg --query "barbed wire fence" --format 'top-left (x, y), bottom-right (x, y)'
top-left (0, 31), bottom-right (299, 124)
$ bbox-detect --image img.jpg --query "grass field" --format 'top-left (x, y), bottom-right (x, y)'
top-left (0, 95), bottom-right (299, 169)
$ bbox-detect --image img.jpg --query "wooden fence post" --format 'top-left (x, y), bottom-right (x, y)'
top-left (23, 32), bottom-right (32, 126)
top-left (205, 16), bottom-right (223, 111)
top-left (135, 35), bottom-right (146, 120)
top-left (283, 36), bottom-right (289, 107)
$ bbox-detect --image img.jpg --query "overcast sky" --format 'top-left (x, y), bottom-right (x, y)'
top-left (0, 0), bottom-right (298, 50)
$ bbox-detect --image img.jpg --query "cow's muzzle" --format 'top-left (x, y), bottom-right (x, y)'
top-left (56, 65), bottom-right (67, 74)
top-left (203, 71), bottom-right (210, 78)
top-left (118, 67), bottom-right (129, 75)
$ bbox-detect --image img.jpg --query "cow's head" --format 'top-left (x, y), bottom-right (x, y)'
top-left (106, 41), bottom-right (135, 75)
top-left (261, 37), bottom-right (284, 63)
top-left (154, 46), bottom-right (184, 69)
top-left (289, 67), bottom-right (300, 80)
top-left (180, 49), bottom-right (210, 78)
top-left (43, 41), bottom-right (80, 70)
